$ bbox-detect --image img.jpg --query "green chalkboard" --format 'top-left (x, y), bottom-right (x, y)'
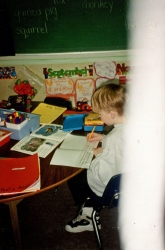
top-left (7, 0), bottom-right (128, 54)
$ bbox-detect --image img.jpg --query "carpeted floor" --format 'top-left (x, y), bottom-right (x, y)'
top-left (0, 182), bottom-right (120, 250)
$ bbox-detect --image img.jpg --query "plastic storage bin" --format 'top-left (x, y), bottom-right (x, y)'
top-left (84, 125), bottom-right (104, 132)
top-left (0, 108), bottom-right (40, 140)
top-left (63, 114), bottom-right (85, 131)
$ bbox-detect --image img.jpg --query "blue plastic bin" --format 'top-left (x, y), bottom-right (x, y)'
top-left (0, 108), bottom-right (40, 140)
top-left (84, 125), bottom-right (104, 132)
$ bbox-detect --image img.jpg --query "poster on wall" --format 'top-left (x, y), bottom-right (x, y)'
top-left (43, 61), bottom-right (130, 108)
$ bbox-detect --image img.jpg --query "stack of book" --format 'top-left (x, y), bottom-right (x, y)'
top-left (84, 113), bottom-right (104, 131)
top-left (0, 153), bottom-right (40, 195)
top-left (0, 129), bottom-right (12, 147)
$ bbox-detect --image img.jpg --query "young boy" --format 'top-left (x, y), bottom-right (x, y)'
top-left (65, 83), bottom-right (126, 233)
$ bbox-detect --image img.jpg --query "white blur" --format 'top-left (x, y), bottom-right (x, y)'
top-left (119, 0), bottom-right (165, 249)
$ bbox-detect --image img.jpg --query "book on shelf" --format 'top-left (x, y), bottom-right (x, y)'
top-left (10, 124), bottom-right (71, 158)
top-left (50, 133), bottom-right (99, 169)
top-left (0, 153), bottom-right (40, 195)
top-left (84, 113), bottom-right (104, 126)
top-left (0, 129), bottom-right (12, 147)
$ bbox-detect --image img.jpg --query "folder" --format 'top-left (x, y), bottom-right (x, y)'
top-left (0, 153), bottom-right (40, 195)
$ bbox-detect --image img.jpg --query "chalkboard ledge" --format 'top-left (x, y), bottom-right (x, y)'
top-left (0, 50), bottom-right (133, 65)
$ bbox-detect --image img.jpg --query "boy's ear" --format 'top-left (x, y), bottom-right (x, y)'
top-left (110, 111), bottom-right (117, 119)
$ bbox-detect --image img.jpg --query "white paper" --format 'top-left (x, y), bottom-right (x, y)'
top-left (50, 134), bottom-right (98, 168)
top-left (30, 124), bottom-right (71, 141)
top-left (11, 124), bottom-right (71, 158)
top-left (11, 135), bottom-right (60, 158)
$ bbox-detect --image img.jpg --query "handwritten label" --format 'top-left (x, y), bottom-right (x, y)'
top-left (45, 78), bottom-right (74, 95)
top-left (12, 0), bottom-right (116, 39)
top-left (14, 3), bottom-right (60, 39)
top-left (17, 22), bottom-right (48, 39)
top-left (95, 61), bottom-right (116, 79)
top-left (82, 0), bottom-right (113, 12)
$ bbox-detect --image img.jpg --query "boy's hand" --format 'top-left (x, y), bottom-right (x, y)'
top-left (87, 132), bottom-right (104, 142)
top-left (93, 147), bottom-right (103, 157)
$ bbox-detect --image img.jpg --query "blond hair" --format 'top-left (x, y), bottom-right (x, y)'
top-left (91, 83), bottom-right (126, 116)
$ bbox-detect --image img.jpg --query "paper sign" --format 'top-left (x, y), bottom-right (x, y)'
top-left (32, 103), bottom-right (66, 124)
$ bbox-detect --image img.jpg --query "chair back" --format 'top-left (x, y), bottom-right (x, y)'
top-left (93, 174), bottom-right (121, 213)
top-left (92, 174), bottom-right (122, 249)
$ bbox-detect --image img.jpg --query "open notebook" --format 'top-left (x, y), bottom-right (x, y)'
top-left (50, 134), bottom-right (99, 169)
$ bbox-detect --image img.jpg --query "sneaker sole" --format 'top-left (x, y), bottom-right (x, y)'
top-left (65, 224), bottom-right (94, 233)
top-left (65, 224), bottom-right (101, 233)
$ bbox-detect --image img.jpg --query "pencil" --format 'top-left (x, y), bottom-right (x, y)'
top-left (89, 126), bottom-right (96, 139)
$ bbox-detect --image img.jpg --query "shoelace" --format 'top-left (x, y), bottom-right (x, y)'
top-left (72, 215), bottom-right (82, 223)
top-left (73, 213), bottom-right (100, 224)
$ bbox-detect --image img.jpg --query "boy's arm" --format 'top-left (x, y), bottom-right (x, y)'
top-left (93, 147), bottom-right (103, 157)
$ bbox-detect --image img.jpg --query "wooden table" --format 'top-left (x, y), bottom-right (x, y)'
top-left (0, 119), bottom-right (84, 249)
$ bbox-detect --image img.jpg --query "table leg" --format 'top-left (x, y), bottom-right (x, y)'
top-left (4, 199), bottom-right (23, 250)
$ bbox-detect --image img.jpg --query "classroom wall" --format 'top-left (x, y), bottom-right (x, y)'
top-left (0, 51), bottom-right (131, 105)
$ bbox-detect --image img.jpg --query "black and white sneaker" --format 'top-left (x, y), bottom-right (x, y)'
top-left (65, 207), bottom-right (101, 233)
